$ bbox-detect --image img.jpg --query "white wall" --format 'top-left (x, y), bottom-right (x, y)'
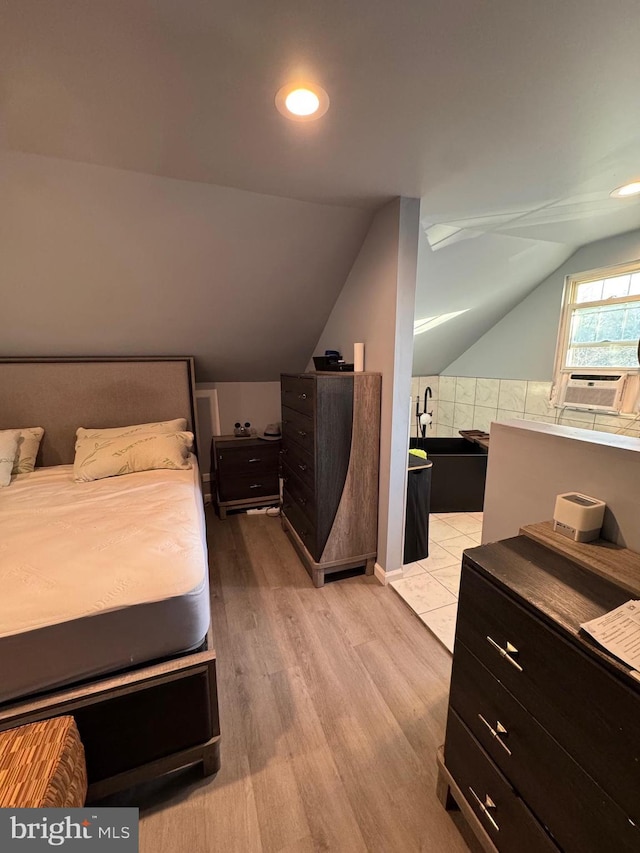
top-left (198, 381), bottom-right (281, 436)
top-left (0, 149), bottom-right (371, 382)
top-left (443, 228), bottom-right (640, 379)
top-left (483, 421), bottom-right (640, 553)
top-left (312, 197), bottom-right (420, 575)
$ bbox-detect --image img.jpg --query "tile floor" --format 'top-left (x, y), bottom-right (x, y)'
top-left (390, 512), bottom-right (483, 653)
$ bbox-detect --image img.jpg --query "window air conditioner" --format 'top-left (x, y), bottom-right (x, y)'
top-left (557, 373), bottom-right (627, 412)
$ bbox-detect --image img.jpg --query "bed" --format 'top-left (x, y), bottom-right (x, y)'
top-left (0, 357), bottom-right (220, 801)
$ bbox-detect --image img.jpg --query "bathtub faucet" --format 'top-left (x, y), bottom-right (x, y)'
top-left (417, 387), bottom-right (433, 437)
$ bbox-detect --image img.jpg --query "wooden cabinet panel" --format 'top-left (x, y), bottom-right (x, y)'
top-left (439, 536), bottom-right (640, 853)
top-left (281, 405), bottom-right (315, 454)
top-left (282, 488), bottom-right (318, 559)
top-left (449, 642), bottom-right (638, 853)
top-left (281, 461), bottom-right (316, 525)
top-left (280, 372), bottom-right (381, 586)
top-left (444, 711), bottom-right (558, 852)
top-left (456, 561), bottom-right (640, 824)
top-left (280, 375), bottom-right (315, 417)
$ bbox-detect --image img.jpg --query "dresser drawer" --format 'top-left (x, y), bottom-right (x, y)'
top-left (281, 375), bottom-right (315, 418)
top-left (449, 642), bottom-right (640, 853)
top-left (445, 710), bottom-right (557, 852)
top-left (218, 471), bottom-right (279, 502)
top-left (282, 490), bottom-right (318, 560)
top-left (457, 562), bottom-right (640, 825)
top-left (281, 406), bottom-right (315, 454)
top-left (280, 439), bottom-right (315, 488)
top-left (282, 462), bottom-right (316, 524)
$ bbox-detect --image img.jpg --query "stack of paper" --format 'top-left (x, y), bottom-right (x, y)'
top-left (580, 601), bottom-right (640, 672)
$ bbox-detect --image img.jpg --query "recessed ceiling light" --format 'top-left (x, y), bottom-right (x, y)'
top-left (275, 84), bottom-right (329, 122)
top-left (610, 181), bottom-right (640, 199)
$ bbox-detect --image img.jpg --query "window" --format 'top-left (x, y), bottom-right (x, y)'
top-left (555, 261), bottom-right (640, 374)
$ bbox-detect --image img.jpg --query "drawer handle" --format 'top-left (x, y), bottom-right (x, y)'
top-left (298, 463), bottom-right (308, 472)
top-left (478, 714), bottom-right (512, 756)
top-left (297, 430), bottom-right (307, 437)
top-left (249, 484), bottom-right (263, 489)
top-left (486, 636), bottom-right (523, 672)
top-left (298, 393), bottom-right (307, 400)
top-left (248, 457), bottom-right (261, 463)
top-left (297, 497), bottom-right (307, 506)
top-left (468, 787), bottom-right (499, 833)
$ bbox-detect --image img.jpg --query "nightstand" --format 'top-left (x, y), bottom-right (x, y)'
top-left (211, 435), bottom-right (281, 519)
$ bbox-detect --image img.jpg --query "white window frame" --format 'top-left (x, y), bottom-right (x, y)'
top-left (553, 258), bottom-right (640, 386)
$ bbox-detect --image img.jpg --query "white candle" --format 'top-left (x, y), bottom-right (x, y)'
top-left (354, 342), bottom-right (364, 372)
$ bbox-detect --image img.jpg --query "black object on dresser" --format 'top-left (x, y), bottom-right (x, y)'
top-left (211, 435), bottom-right (281, 519)
top-left (437, 535), bottom-right (640, 853)
top-left (280, 371), bottom-right (381, 587)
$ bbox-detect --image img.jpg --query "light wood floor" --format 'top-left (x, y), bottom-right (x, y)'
top-left (109, 508), bottom-right (474, 852)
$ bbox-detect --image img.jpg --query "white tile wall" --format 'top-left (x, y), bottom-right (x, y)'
top-left (410, 374), bottom-right (640, 441)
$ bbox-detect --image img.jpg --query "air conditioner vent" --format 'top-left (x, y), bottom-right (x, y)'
top-left (558, 373), bottom-right (626, 411)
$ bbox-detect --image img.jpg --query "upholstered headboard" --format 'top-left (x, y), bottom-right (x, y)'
top-left (0, 357), bottom-right (199, 467)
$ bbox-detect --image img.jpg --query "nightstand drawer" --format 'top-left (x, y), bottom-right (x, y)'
top-left (218, 472), bottom-right (279, 502)
top-left (282, 406), bottom-right (315, 454)
top-left (449, 642), bottom-right (640, 853)
top-left (216, 442), bottom-right (280, 478)
top-left (281, 375), bottom-right (315, 417)
top-left (282, 490), bottom-right (318, 560)
top-left (456, 562), bottom-right (640, 825)
top-left (444, 711), bottom-right (557, 852)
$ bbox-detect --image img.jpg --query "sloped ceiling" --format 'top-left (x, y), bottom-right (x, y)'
top-left (3, 1), bottom-right (640, 379)
top-left (0, 150), bottom-right (371, 381)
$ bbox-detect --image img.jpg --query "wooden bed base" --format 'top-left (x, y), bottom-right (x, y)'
top-left (0, 629), bottom-right (220, 801)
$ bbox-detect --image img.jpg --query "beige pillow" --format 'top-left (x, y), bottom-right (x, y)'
top-left (0, 431), bottom-right (20, 487)
top-left (0, 427), bottom-right (44, 474)
top-left (74, 430), bottom-right (194, 483)
top-left (75, 418), bottom-right (187, 442)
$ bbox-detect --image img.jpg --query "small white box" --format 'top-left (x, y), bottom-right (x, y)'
top-left (553, 492), bottom-right (606, 543)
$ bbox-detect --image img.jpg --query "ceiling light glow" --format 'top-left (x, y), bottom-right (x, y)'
top-left (275, 83), bottom-right (329, 122)
top-left (285, 89), bottom-right (320, 116)
top-left (610, 181), bottom-right (640, 199)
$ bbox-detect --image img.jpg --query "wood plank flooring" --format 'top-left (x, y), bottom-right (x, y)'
top-left (107, 508), bottom-right (475, 852)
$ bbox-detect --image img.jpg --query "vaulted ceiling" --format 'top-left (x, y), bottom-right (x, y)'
top-left (3, 1), bottom-right (640, 377)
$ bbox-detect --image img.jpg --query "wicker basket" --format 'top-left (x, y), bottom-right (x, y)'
top-left (0, 716), bottom-right (87, 807)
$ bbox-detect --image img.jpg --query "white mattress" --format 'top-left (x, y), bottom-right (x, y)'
top-left (0, 458), bottom-right (210, 703)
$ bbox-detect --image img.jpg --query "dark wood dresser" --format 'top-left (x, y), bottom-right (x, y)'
top-left (211, 435), bottom-right (281, 519)
top-left (280, 371), bottom-right (381, 587)
top-left (438, 535), bottom-right (640, 853)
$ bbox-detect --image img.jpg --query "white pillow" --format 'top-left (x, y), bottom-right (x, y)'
top-left (75, 418), bottom-right (187, 442)
top-left (73, 430), bottom-right (194, 483)
top-left (0, 431), bottom-right (20, 487)
top-left (0, 427), bottom-right (44, 475)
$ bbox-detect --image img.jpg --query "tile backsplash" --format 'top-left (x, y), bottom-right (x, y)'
top-left (410, 375), bottom-right (640, 439)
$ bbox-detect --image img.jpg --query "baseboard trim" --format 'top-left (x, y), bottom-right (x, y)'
top-left (374, 563), bottom-right (404, 586)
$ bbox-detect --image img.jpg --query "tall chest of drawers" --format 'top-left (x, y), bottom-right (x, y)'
top-left (438, 535), bottom-right (640, 853)
top-left (280, 371), bottom-right (381, 587)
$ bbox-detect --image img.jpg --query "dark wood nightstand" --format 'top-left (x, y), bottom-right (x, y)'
top-left (211, 435), bottom-right (281, 519)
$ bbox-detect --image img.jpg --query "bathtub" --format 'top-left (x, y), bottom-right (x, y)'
top-left (409, 436), bottom-right (487, 512)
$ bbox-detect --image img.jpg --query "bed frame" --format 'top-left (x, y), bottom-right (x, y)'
top-left (0, 357), bottom-right (220, 801)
